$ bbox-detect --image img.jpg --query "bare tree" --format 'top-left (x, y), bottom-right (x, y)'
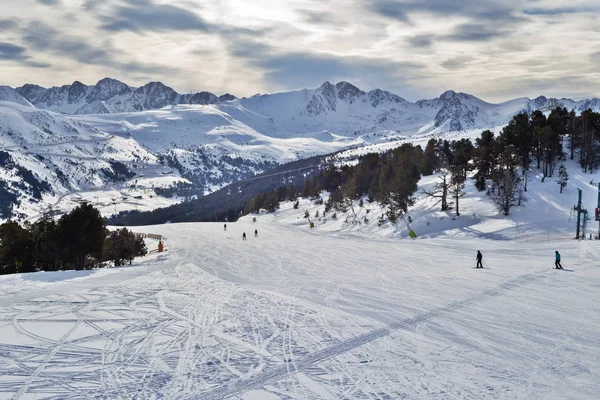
top-left (491, 168), bottom-right (524, 216)
top-left (450, 166), bottom-right (466, 216)
top-left (422, 168), bottom-right (451, 212)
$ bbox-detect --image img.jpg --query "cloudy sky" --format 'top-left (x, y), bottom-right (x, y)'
top-left (1, 0), bottom-right (599, 101)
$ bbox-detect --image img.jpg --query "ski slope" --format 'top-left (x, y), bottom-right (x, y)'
top-left (1, 220), bottom-right (599, 399)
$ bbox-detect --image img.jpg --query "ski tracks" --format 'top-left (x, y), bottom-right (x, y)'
top-left (189, 270), bottom-right (548, 399)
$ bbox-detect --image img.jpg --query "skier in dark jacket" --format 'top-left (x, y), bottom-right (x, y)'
top-left (476, 251), bottom-right (483, 268)
top-left (224, 223), bottom-right (227, 231)
top-left (555, 251), bottom-right (563, 269)
top-left (242, 232), bottom-right (246, 241)
top-left (254, 229), bottom-right (258, 237)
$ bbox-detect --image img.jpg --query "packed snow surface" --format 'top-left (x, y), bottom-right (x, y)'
top-left (0, 219), bottom-right (599, 399)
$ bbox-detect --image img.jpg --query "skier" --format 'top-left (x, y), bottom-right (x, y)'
top-left (242, 232), bottom-right (246, 241)
top-left (476, 250), bottom-right (483, 268)
top-left (555, 251), bottom-right (563, 269)
top-left (254, 229), bottom-right (258, 237)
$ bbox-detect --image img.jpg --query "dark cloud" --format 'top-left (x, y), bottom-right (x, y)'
top-left (37, 0), bottom-right (62, 5)
top-left (0, 42), bottom-right (28, 60)
top-left (446, 23), bottom-right (509, 42)
top-left (0, 42), bottom-right (50, 68)
top-left (368, 1), bottom-right (410, 22)
top-left (524, 6), bottom-right (600, 15)
top-left (524, 7), bottom-right (576, 15)
top-left (100, 0), bottom-right (213, 32)
top-left (408, 35), bottom-right (434, 48)
top-left (297, 9), bottom-right (342, 25)
top-left (0, 19), bottom-right (18, 30)
top-left (369, 0), bottom-right (522, 23)
top-left (81, 0), bottom-right (103, 11)
top-left (21, 21), bottom-right (172, 74)
top-left (372, 0), bottom-right (526, 45)
top-left (441, 56), bottom-right (472, 70)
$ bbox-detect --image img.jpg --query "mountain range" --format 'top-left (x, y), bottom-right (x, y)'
top-left (10, 78), bottom-right (600, 132)
top-left (1, 78), bottom-right (600, 221)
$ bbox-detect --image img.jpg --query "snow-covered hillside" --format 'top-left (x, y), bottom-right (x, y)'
top-left (0, 86), bottom-right (33, 108)
top-left (3, 78), bottom-right (600, 221)
top-left (249, 153), bottom-right (600, 243)
top-left (0, 218), bottom-right (599, 398)
top-left (0, 101), bottom-right (185, 220)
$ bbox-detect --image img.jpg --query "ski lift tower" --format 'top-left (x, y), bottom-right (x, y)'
top-left (574, 188), bottom-right (588, 239)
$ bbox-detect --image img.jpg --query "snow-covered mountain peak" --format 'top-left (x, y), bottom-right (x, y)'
top-left (367, 88), bottom-right (407, 107)
top-left (219, 93), bottom-right (236, 102)
top-left (0, 86), bottom-right (35, 107)
top-left (335, 81), bottom-right (364, 102)
top-left (439, 89), bottom-right (458, 100)
top-left (186, 91), bottom-right (218, 105)
top-left (15, 84), bottom-right (47, 104)
top-left (68, 81), bottom-right (88, 103)
top-left (87, 77), bottom-right (131, 101)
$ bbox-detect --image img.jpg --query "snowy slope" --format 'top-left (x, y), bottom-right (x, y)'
top-left (0, 220), bottom-right (599, 398)
top-left (0, 86), bottom-right (34, 108)
top-left (0, 101), bottom-right (183, 220)
top-left (263, 143), bottom-right (600, 242)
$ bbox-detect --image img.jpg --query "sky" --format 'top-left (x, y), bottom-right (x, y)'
top-left (1, 0), bottom-right (600, 102)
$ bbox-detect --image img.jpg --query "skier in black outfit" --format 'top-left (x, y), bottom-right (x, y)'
top-left (224, 223), bottom-right (227, 231)
top-left (242, 232), bottom-right (246, 241)
top-left (254, 229), bottom-right (258, 237)
top-left (476, 250), bottom-right (483, 268)
top-left (555, 251), bottom-right (563, 269)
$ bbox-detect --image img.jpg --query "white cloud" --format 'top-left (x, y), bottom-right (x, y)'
top-left (0, 0), bottom-right (598, 101)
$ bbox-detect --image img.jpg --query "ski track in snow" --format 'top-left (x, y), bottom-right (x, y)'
top-left (0, 223), bottom-right (599, 399)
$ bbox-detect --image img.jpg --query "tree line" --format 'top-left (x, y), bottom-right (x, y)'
top-left (245, 143), bottom-right (423, 223)
top-left (244, 108), bottom-right (599, 219)
top-left (0, 204), bottom-right (147, 275)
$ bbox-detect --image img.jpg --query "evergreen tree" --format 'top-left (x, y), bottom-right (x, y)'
top-left (473, 130), bottom-right (496, 191)
top-left (0, 221), bottom-right (33, 274)
top-left (263, 190), bottom-right (280, 212)
top-left (421, 138), bottom-right (438, 176)
top-left (57, 204), bottom-right (106, 270)
top-left (557, 164), bottom-right (568, 193)
top-left (106, 228), bottom-right (147, 266)
top-left (29, 218), bottom-right (59, 271)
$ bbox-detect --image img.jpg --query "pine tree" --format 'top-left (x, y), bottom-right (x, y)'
top-left (421, 138), bottom-right (438, 176)
top-left (263, 190), bottom-right (280, 212)
top-left (473, 130), bottom-right (497, 191)
top-left (0, 221), bottom-right (33, 274)
top-left (557, 164), bottom-right (568, 193)
top-left (57, 204), bottom-right (106, 270)
top-left (105, 228), bottom-right (147, 266)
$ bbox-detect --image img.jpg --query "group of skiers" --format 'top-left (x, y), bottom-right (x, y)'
top-left (225, 224), bottom-right (258, 241)
top-left (227, 223), bottom-right (565, 268)
top-left (476, 250), bottom-right (563, 269)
